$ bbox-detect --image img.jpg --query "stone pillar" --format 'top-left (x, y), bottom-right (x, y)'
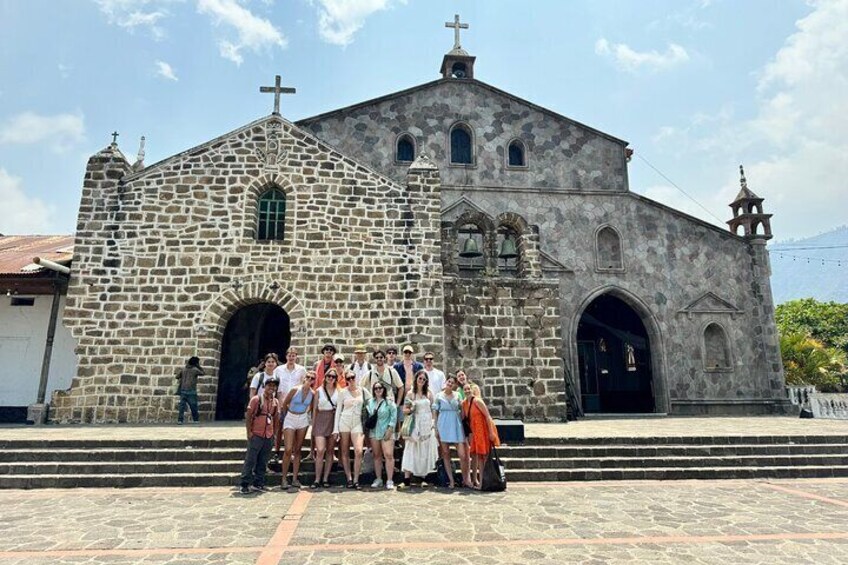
top-left (51, 144), bottom-right (132, 423)
top-left (749, 239), bottom-right (788, 406)
top-left (405, 155), bottom-right (445, 357)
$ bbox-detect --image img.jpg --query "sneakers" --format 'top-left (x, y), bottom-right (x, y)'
top-left (281, 480), bottom-right (289, 489)
top-left (371, 478), bottom-right (384, 488)
top-left (239, 485), bottom-right (250, 494)
top-left (251, 485), bottom-right (271, 493)
top-left (385, 480), bottom-right (395, 490)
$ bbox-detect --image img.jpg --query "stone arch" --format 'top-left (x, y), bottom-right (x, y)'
top-left (595, 224), bottom-right (624, 272)
top-left (569, 285), bottom-right (669, 414)
top-left (193, 280), bottom-right (306, 416)
top-left (448, 121), bottom-right (475, 165)
top-left (242, 173), bottom-right (296, 241)
top-left (702, 321), bottom-right (732, 371)
top-left (495, 212), bottom-right (540, 278)
top-left (451, 209), bottom-right (496, 275)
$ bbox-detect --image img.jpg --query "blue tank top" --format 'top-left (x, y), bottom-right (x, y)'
top-left (289, 388), bottom-right (313, 414)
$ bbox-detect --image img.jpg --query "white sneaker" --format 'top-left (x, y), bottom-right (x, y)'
top-left (385, 480), bottom-right (395, 490)
top-left (371, 478), bottom-right (383, 488)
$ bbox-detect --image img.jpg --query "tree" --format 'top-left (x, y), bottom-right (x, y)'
top-left (779, 333), bottom-right (847, 392)
top-left (775, 299), bottom-right (848, 353)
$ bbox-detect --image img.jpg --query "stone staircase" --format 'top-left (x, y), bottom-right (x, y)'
top-left (1, 434), bottom-right (847, 488)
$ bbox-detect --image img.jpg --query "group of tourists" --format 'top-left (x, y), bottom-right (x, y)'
top-left (235, 344), bottom-right (501, 494)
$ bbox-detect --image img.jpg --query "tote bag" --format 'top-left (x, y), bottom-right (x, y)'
top-left (480, 447), bottom-right (507, 492)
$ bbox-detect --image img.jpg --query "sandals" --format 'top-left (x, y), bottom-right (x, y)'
top-left (346, 480), bottom-right (355, 489)
top-left (321, 481), bottom-right (331, 488)
top-left (310, 482), bottom-right (320, 489)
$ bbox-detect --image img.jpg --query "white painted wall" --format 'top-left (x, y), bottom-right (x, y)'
top-left (0, 295), bottom-right (78, 406)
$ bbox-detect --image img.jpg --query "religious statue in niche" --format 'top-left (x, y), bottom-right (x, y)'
top-left (598, 338), bottom-right (609, 375)
top-left (256, 120), bottom-right (286, 169)
top-left (625, 343), bottom-right (637, 372)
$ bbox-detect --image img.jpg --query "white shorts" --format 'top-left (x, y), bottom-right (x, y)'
top-left (338, 411), bottom-right (363, 435)
top-left (283, 411), bottom-right (310, 430)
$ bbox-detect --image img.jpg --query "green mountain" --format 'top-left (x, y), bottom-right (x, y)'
top-left (769, 226), bottom-right (848, 304)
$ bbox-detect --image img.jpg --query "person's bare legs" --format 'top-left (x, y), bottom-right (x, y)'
top-left (457, 442), bottom-right (471, 487)
top-left (313, 436), bottom-right (327, 486)
top-left (291, 428), bottom-right (307, 485)
top-left (440, 443), bottom-right (455, 488)
top-left (340, 432), bottom-right (352, 483)
top-left (381, 438), bottom-right (395, 485)
top-left (371, 438), bottom-right (383, 485)
top-left (322, 433), bottom-right (337, 483)
top-left (281, 428), bottom-right (296, 487)
top-left (352, 432), bottom-right (365, 484)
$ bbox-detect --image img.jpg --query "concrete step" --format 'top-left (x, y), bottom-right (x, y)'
top-left (501, 454), bottom-right (848, 469)
top-left (522, 435), bottom-right (848, 446)
top-left (506, 465), bottom-right (848, 481)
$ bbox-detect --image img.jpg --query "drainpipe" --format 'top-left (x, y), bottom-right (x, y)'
top-left (30, 257), bottom-right (70, 422)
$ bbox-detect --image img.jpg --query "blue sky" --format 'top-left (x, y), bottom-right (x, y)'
top-left (0, 0), bottom-right (845, 241)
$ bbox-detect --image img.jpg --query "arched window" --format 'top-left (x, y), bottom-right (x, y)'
top-left (507, 140), bottom-right (526, 167)
top-left (496, 226), bottom-right (519, 276)
top-left (596, 226), bottom-right (623, 271)
top-left (396, 134), bottom-right (415, 163)
top-left (451, 62), bottom-right (468, 78)
top-left (704, 323), bottom-right (731, 370)
top-left (450, 124), bottom-right (473, 165)
top-left (257, 188), bottom-right (286, 241)
top-left (457, 223), bottom-right (485, 275)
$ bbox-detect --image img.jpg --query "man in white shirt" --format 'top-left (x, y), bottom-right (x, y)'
top-left (275, 348), bottom-right (306, 400)
top-left (349, 344), bottom-right (371, 386)
top-left (422, 352), bottom-right (446, 397)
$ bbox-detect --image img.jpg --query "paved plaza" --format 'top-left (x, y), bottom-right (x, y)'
top-left (0, 478), bottom-right (847, 564)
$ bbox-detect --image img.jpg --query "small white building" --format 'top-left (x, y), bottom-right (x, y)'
top-left (0, 236), bottom-right (77, 423)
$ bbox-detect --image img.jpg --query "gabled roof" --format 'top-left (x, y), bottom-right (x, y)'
top-left (296, 78), bottom-right (629, 147)
top-left (0, 235), bottom-right (74, 277)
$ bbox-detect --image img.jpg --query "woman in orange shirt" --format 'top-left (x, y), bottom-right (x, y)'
top-left (462, 383), bottom-right (500, 489)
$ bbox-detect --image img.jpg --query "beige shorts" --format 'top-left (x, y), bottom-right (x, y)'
top-left (283, 411), bottom-right (309, 430)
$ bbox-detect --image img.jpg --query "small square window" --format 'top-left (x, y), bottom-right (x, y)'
top-left (11, 297), bottom-right (35, 306)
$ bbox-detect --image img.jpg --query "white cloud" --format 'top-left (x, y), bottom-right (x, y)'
top-left (0, 112), bottom-right (85, 152)
top-left (197, 0), bottom-right (286, 65)
top-left (595, 38), bottom-right (690, 73)
top-left (155, 60), bottom-right (179, 81)
top-left (94, 0), bottom-right (171, 40)
top-left (312, 0), bottom-right (401, 47)
top-left (0, 169), bottom-right (55, 235)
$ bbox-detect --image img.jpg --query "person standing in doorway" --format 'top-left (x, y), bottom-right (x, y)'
top-left (239, 375), bottom-right (280, 494)
top-left (176, 356), bottom-right (204, 424)
top-left (249, 353), bottom-right (280, 398)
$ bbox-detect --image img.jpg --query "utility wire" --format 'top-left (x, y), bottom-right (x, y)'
top-left (633, 152), bottom-right (726, 225)
top-left (770, 244), bottom-right (848, 250)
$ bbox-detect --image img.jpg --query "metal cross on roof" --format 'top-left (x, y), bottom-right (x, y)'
top-left (111, 131), bottom-right (119, 145)
top-left (259, 75), bottom-right (296, 115)
top-left (445, 14), bottom-right (469, 50)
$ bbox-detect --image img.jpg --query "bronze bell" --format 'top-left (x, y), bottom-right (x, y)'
top-left (459, 236), bottom-right (483, 258)
top-left (499, 236), bottom-right (518, 259)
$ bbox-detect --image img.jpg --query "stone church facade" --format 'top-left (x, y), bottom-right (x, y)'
top-left (50, 39), bottom-right (787, 423)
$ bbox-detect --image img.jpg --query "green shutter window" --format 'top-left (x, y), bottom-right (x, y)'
top-left (257, 188), bottom-right (286, 241)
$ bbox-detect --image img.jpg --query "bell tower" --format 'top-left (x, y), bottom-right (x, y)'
top-left (440, 14), bottom-right (475, 79)
top-left (727, 165), bottom-right (773, 240)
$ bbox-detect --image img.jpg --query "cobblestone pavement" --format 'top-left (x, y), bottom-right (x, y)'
top-left (0, 416), bottom-right (845, 442)
top-left (0, 479), bottom-right (846, 564)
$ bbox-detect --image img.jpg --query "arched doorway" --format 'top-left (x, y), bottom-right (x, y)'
top-left (576, 294), bottom-right (655, 413)
top-left (216, 303), bottom-right (291, 420)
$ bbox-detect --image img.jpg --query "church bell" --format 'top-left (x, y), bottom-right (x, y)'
top-left (498, 236), bottom-right (518, 259)
top-left (459, 236), bottom-right (483, 258)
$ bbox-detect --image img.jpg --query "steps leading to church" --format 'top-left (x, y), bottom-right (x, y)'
top-left (1, 435), bottom-right (846, 488)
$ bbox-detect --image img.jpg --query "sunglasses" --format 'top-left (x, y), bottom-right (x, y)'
top-left (306, 376), bottom-right (315, 381)
top-left (373, 386), bottom-right (385, 390)
top-left (424, 357), bottom-right (434, 361)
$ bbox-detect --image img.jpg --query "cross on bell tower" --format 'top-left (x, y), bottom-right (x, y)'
top-left (259, 74), bottom-right (296, 116)
top-left (440, 14), bottom-right (476, 79)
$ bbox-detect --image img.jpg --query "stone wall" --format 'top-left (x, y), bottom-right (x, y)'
top-left (443, 278), bottom-right (566, 421)
top-left (298, 78), bottom-right (628, 192)
top-left (51, 117), bottom-right (445, 423)
top-left (442, 189), bottom-right (789, 415)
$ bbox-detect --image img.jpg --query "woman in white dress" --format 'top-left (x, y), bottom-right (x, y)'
top-left (333, 370), bottom-right (368, 488)
top-left (400, 369), bottom-right (439, 487)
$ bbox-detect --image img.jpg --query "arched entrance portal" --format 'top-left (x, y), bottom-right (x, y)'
top-left (216, 303), bottom-right (291, 420)
top-left (576, 294), bottom-right (655, 413)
